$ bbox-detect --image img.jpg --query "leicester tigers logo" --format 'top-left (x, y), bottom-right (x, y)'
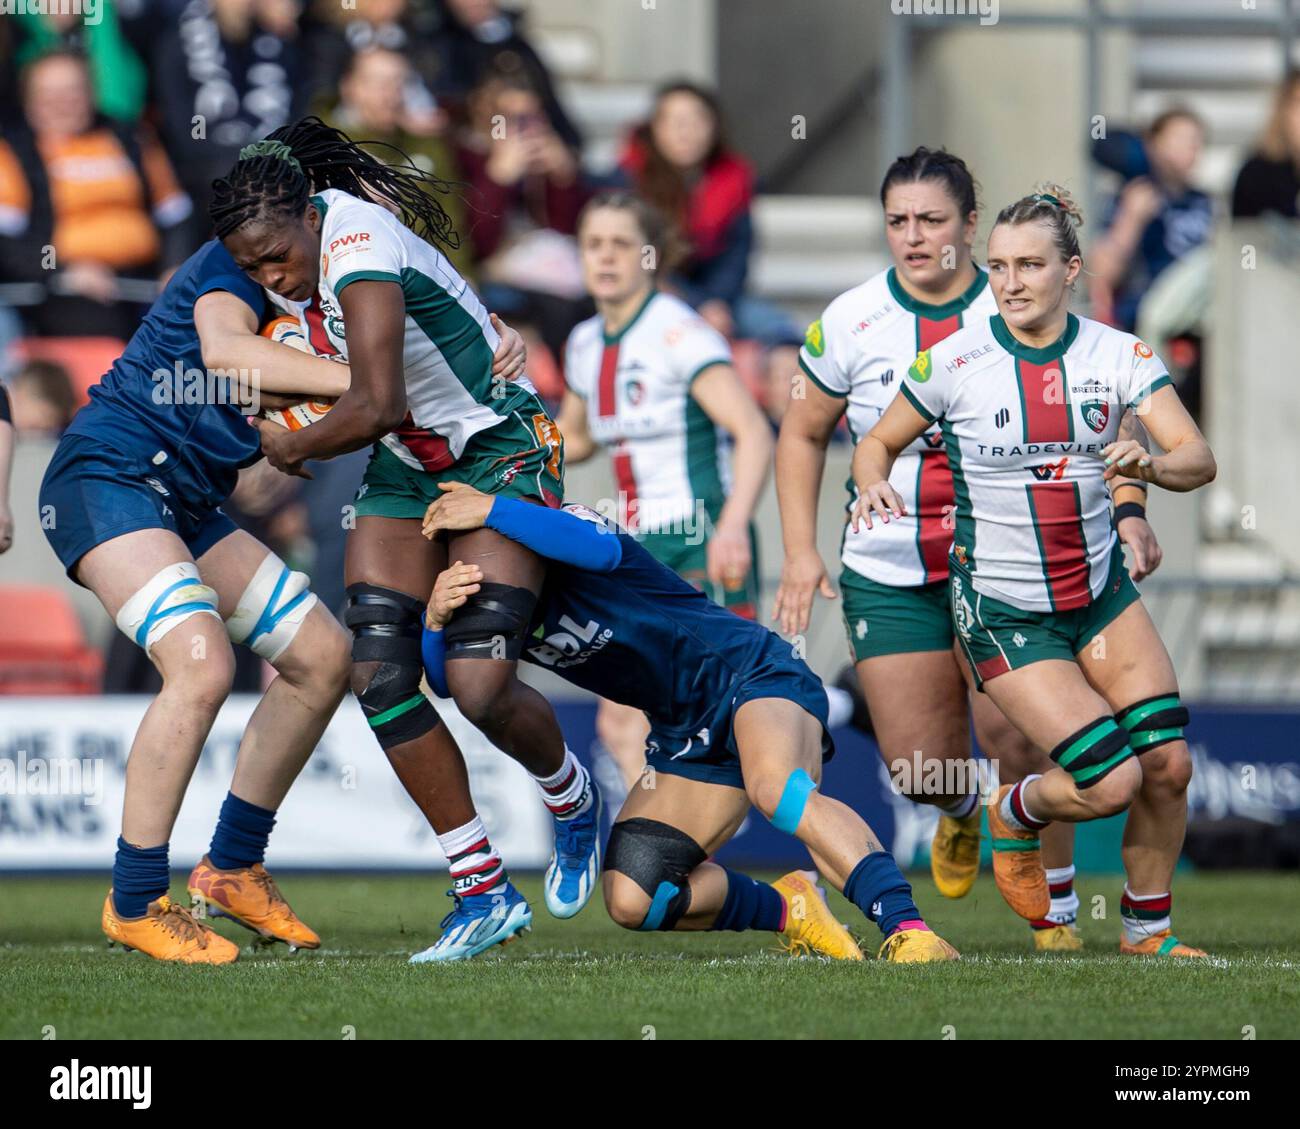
top-left (1082, 399), bottom-right (1109, 434)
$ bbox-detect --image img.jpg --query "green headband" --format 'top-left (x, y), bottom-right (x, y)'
top-left (238, 139), bottom-right (302, 175)
top-left (1033, 192), bottom-right (1061, 207)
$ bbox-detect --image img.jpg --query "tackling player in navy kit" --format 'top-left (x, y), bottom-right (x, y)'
top-left (420, 483), bottom-right (960, 963)
top-left (36, 238), bottom-right (524, 965)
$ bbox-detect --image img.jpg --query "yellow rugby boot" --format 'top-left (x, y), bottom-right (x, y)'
top-left (930, 807), bottom-right (981, 898)
top-left (1032, 923), bottom-right (1084, 952)
top-left (986, 785), bottom-right (1050, 921)
top-left (772, 871), bottom-right (863, 960)
top-left (188, 857), bottom-right (320, 951)
top-left (102, 891), bottom-right (240, 964)
top-left (878, 927), bottom-right (961, 963)
top-left (1119, 929), bottom-right (1207, 958)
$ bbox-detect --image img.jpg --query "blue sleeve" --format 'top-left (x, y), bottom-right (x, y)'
top-left (485, 498), bottom-right (624, 572)
top-left (194, 243), bottom-right (264, 316)
top-left (420, 625), bottom-right (450, 698)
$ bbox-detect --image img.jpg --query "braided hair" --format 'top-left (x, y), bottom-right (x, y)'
top-left (209, 117), bottom-right (460, 250)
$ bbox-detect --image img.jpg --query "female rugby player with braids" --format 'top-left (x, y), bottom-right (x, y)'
top-left (774, 149), bottom-right (1165, 950)
top-left (556, 192), bottom-right (774, 791)
top-left (420, 483), bottom-right (961, 963)
top-left (210, 118), bottom-right (602, 957)
top-left (852, 185), bottom-right (1215, 957)
top-left (35, 147), bottom-right (527, 964)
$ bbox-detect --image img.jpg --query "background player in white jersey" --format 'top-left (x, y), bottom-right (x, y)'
top-left (774, 149), bottom-right (1157, 949)
top-left (212, 120), bottom-right (601, 955)
top-left (556, 192), bottom-right (774, 789)
top-left (852, 186), bottom-right (1216, 957)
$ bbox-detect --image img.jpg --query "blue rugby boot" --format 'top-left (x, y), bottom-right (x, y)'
top-left (544, 778), bottom-right (603, 919)
top-left (409, 883), bottom-right (532, 963)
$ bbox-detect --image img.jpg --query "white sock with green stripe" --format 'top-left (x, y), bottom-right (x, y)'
top-left (1031, 865), bottom-right (1080, 931)
top-left (1121, 886), bottom-right (1173, 943)
top-left (1046, 865), bottom-right (1079, 924)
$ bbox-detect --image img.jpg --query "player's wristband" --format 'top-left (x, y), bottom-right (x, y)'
top-left (1113, 501), bottom-right (1147, 527)
top-left (420, 624), bottom-right (450, 698)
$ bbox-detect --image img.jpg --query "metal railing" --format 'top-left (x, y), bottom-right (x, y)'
top-left (879, 0), bottom-right (1299, 233)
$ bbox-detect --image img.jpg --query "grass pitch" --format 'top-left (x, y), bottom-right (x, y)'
top-left (1, 871), bottom-right (1296, 1040)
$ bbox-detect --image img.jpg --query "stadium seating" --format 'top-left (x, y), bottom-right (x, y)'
top-left (12, 336), bottom-right (122, 408)
top-left (0, 585), bottom-right (104, 695)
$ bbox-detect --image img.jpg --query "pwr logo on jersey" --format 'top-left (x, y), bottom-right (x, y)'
top-left (1028, 458), bottom-right (1070, 481)
top-left (329, 232), bottom-right (371, 252)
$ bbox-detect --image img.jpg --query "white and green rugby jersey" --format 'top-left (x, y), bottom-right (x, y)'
top-left (800, 267), bottom-right (996, 587)
top-left (268, 188), bottom-right (542, 474)
top-left (564, 290), bottom-right (732, 534)
top-left (899, 313), bottom-right (1172, 613)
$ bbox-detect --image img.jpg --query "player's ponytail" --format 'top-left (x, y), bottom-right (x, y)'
top-left (994, 182), bottom-right (1085, 263)
top-left (209, 117), bottom-right (460, 251)
top-left (880, 146), bottom-right (979, 217)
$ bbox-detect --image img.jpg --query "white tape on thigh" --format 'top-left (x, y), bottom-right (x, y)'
top-left (114, 562), bottom-right (222, 655)
top-left (225, 551), bottom-right (318, 662)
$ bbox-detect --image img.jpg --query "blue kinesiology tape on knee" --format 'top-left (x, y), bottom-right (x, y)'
top-left (770, 768), bottom-right (817, 835)
top-left (637, 881), bottom-right (681, 931)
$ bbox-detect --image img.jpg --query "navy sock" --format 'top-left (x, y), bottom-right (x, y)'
top-left (710, 869), bottom-right (786, 932)
top-left (844, 851), bottom-right (922, 937)
top-left (111, 837), bottom-right (170, 919)
top-left (208, 792), bottom-right (277, 871)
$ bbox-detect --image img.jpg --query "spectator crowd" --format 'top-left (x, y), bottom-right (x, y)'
top-left (0, 0), bottom-right (801, 691)
top-left (3, 0), bottom-right (1300, 690)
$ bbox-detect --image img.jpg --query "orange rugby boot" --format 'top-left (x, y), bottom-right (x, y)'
top-left (878, 927), bottom-right (961, 963)
top-left (1120, 929), bottom-right (1208, 958)
top-left (188, 857), bottom-right (320, 951)
top-left (931, 807), bottom-right (981, 898)
top-left (102, 891), bottom-right (240, 964)
top-left (772, 871), bottom-right (864, 960)
top-left (986, 785), bottom-right (1050, 921)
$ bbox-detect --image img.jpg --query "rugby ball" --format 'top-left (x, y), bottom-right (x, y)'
top-left (259, 315), bottom-right (336, 431)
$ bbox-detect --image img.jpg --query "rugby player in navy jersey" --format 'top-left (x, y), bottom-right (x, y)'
top-left (37, 238), bottom-right (526, 963)
top-left (416, 483), bottom-right (961, 963)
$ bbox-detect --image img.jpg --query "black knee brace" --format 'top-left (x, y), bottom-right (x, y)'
top-left (1051, 716), bottom-right (1133, 789)
top-left (605, 818), bottom-right (708, 931)
top-left (442, 581), bottom-right (537, 661)
top-left (1116, 694), bottom-right (1189, 754)
top-left (344, 584), bottom-right (439, 749)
